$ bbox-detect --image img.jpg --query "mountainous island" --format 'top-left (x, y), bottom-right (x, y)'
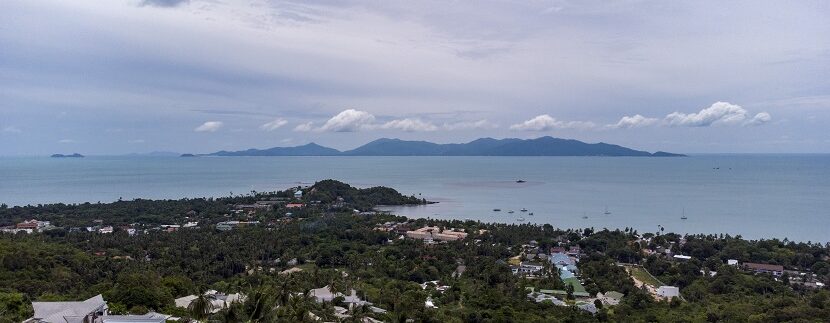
top-left (50, 153), bottom-right (84, 158)
top-left (200, 136), bottom-right (685, 157)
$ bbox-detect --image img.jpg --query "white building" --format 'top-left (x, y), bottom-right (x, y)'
top-left (26, 295), bottom-right (108, 323)
top-left (657, 286), bottom-right (680, 299)
top-left (174, 290), bottom-right (244, 314)
top-left (25, 295), bottom-right (170, 323)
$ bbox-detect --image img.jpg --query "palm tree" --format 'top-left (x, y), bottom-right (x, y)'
top-left (219, 301), bottom-right (243, 323)
top-left (188, 292), bottom-right (215, 321)
top-left (345, 303), bottom-right (372, 323)
top-left (244, 288), bottom-right (272, 322)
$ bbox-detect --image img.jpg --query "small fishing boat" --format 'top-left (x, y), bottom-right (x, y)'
top-left (604, 206), bottom-right (611, 215)
top-left (516, 180), bottom-right (526, 183)
top-left (493, 208), bottom-right (501, 212)
top-left (508, 210), bottom-right (515, 214)
top-left (516, 217), bottom-right (525, 221)
top-left (520, 208), bottom-right (528, 212)
top-left (528, 212), bottom-right (534, 216)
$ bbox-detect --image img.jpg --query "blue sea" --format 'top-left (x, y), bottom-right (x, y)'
top-left (1, 155), bottom-right (828, 243)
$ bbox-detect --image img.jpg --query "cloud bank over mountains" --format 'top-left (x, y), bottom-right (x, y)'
top-left (0, 0), bottom-right (825, 154)
top-left (196, 101), bottom-right (771, 137)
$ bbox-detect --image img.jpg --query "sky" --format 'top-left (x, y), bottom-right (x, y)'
top-left (1, 0), bottom-right (829, 155)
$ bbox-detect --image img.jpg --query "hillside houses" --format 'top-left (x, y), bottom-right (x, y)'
top-left (216, 221), bottom-right (260, 231)
top-left (1, 219), bottom-right (54, 234)
top-left (743, 262), bottom-right (785, 276)
top-left (405, 226), bottom-right (468, 242)
top-left (23, 295), bottom-right (174, 323)
top-left (174, 290), bottom-right (244, 313)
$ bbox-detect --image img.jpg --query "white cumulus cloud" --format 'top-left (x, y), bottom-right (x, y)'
top-left (609, 114), bottom-right (659, 129)
top-left (318, 109), bottom-right (376, 132)
top-left (745, 112), bottom-right (772, 126)
top-left (293, 122), bottom-right (314, 132)
top-left (194, 121), bottom-right (223, 132)
top-left (664, 102), bottom-right (770, 127)
top-left (379, 118), bottom-right (438, 132)
top-left (510, 114), bottom-right (595, 131)
top-left (294, 122), bottom-right (314, 132)
top-left (260, 118), bottom-right (288, 131)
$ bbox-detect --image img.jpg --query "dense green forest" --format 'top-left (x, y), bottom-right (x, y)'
top-left (1, 180), bottom-right (829, 322)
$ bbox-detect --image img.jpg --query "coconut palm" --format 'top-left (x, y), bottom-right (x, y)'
top-left (345, 303), bottom-right (372, 323)
top-left (188, 292), bottom-right (215, 321)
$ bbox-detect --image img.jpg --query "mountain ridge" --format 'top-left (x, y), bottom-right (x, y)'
top-left (198, 136), bottom-right (685, 157)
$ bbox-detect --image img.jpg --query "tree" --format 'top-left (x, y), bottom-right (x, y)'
top-left (188, 292), bottom-right (215, 320)
top-left (0, 292), bottom-right (30, 323)
top-left (565, 284), bottom-right (575, 300)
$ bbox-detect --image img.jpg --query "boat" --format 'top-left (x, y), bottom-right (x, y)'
top-left (582, 212), bottom-right (588, 219)
top-left (493, 208), bottom-right (501, 212)
top-left (516, 180), bottom-right (526, 183)
top-left (604, 206), bottom-right (611, 215)
top-left (681, 207), bottom-right (688, 220)
top-left (520, 208), bottom-right (528, 212)
top-left (508, 210), bottom-right (515, 214)
top-left (516, 217), bottom-right (525, 221)
top-left (528, 212), bottom-right (534, 216)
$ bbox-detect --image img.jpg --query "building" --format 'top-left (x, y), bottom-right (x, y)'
top-left (99, 226), bottom-right (114, 234)
top-left (657, 286), bottom-right (680, 299)
top-left (309, 286), bottom-right (371, 306)
top-left (598, 291), bottom-right (624, 306)
top-left (100, 313), bottom-right (168, 323)
top-left (175, 291), bottom-right (244, 314)
top-left (216, 221), bottom-right (259, 231)
top-left (405, 226), bottom-right (468, 242)
top-left (17, 219), bottom-right (52, 232)
top-left (743, 263), bottom-right (784, 276)
top-left (550, 252), bottom-right (576, 266)
top-left (512, 262), bottom-right (544, 275)
top-left (673, 255), bottom-right (692, 261)
top-left (727, 259), bottom-right (739, 266)
top-left (26, 295), bottom-right (108, 323)
top-left (285, 203), bottom-right (305, 209)
top-left (294, 190), bottom-right (303, 199)
top-left (26, 297), bottom-right (165, 323)
top-left (235, 203), bottom-right (272, 212)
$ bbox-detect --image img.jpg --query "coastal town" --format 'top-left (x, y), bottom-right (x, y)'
top-left (2, 180), bottom-right (829, 322)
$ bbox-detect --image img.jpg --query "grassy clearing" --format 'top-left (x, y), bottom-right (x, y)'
top-left (628, 266), bottom-right (663, 288)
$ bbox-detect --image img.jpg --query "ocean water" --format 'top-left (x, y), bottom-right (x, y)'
top-left (1, 155), bottom-right (828, 242)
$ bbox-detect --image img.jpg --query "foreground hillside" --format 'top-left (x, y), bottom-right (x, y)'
top-left (1, 180), bottom-right (827, 322)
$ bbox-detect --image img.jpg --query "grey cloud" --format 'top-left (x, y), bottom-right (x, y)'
top-left (664, 102), bottom-right (770, 127)
top-left (140, 0), bottom-right (188, 8)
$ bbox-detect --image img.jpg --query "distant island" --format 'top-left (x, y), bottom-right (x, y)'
top-left (196, 136), bottom-right (685, 157)
top-left (50, 153), bottom-right (84, 158)
top-left (180, 153), bottom-right (197, 157)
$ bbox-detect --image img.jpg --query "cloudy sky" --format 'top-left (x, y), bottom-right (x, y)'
top-left (1, 0), bottom-right (829, 155)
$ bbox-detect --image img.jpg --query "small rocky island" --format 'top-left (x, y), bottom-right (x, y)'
top-left (50, 153), bottom-right (84, 158)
